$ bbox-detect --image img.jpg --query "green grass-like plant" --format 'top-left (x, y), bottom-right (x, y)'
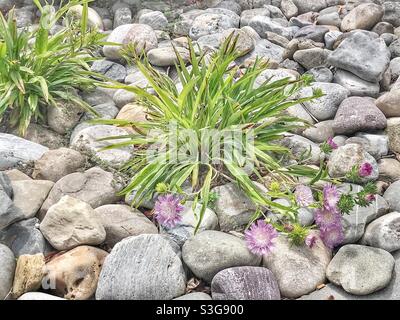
top-left (0, 0), bottom-right (105, 135)
top-left (96, 35), bottom-right (324, 230)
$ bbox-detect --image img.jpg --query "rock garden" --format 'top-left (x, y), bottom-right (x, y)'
top-left (1, 0), bottom-right (400, 301)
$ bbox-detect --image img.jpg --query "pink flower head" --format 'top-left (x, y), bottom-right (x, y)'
top-left (323, 184), bottom-right (340, 211)
top-left (245, 220), bottom-right (278, 256)
top-left (305, 234), bottom-right (318, 249)
top-left (327, 137), bottom-right (338, 150)
top-left (365, 194), bottom-right (376, 202)
top-left (320, 224), bottom-right (344, 249)
top-left (315, 207), bottom-right (342, 228)
top-left (295, 185), bottom-right (314, 207)
top-left (359, 163), bottom-right (373, 177)
top-left (154, 194), bottom-right (184, 228)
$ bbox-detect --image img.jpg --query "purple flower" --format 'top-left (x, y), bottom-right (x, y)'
top-left (327, 137), bottom-right (338, 150)
top-left (295, 185), bottom-right (314, 207)
top-left (154, 194), bottom-right (184, 228)
top-left (305, 234), bottom-right (318, 249)
top-left (245, 220), bottom-right (278, 256)
top-left (315, 207), bottom-right (342, 228)
top-left (323, 184), bottom-right (340, 211)
top-left (365, 194), bottom-right (376, 202)
top-left (359, 162), bottom-right (373, 177)
top-left (320, 224), bottom-right (344, 249)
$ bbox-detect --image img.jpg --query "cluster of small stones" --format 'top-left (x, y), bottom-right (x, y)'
top-left (1, 0), bottom-right (400, 300)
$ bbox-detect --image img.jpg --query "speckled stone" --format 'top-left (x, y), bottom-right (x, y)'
top-left (96, 234), bottom-right (187, 300)
top-left (326, 244), bottom-right (395, 295)
top-left (182, 231), bottom-right (261, 283)
top-left (211, 267), bottom-right (280, 300)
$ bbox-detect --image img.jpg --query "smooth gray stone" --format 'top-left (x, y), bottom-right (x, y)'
top-left (11, 180), bottom-right (54, 220)
top-left (302, 120), bottom-right (335, 144)
top-left (262, 232), bottom-right (331, 299)
top-left (96, 234), bottom-right (187, 300)
top-left (328, 144), bottom-right (379, 184)
top-left (281, 134), bottom-right (324, 165)
top-left (350, 132), bottom-right (389, 160)
top-left (204, 8), bottom-right (241, 26)
top-left (189, 13), bottom-right (237, 40)
top-left (0, 187), bottom-right (25, 231)
top-left (0, 244), bottom-right (15, 300)
top-left (237, 38), bottom-right (286, 65)
top-left (91, 60), bottom-right (126, 82)
top-left (211, 182), bottom-right (257, 232)
top-left (333, 69), bottom-right (380, 98)
top-left (211, 267), bottom-right (280, 300)
top-left (0, 218), bottom-right (51, 257)
top-left (39, 167), bottom-right (122, 219)
top-left (298, 82), bottom-right (349, 121)
top-left (300, 250), bottom-right (400, 300)
top-left (325, 30), bottom-right (342, 50)
top-left (305, 67), bottom-right (333, 82)
top-left (182, 230), bottom-right (261, 283)
top-left (95, 204), bottom-right (158, 248)
top-left (0, 133), bottom-right (48, 170)
top-left (326, 245), bottom-right (395, 295)
top-left (138, 10), bottom-right (168, 30)
top-left (240, 8), bottom-right (270, 27)
top-left (292, 0), bottom-right (331, 14)
top-left (317, 11), bottom-right (341, 28)
top-left (384, 180), bottom-right (400, 212)
top-left (0, 192), bottom-right (15, 225)
top-left (174, 292), bottom-right (212, 300)
top-left (383, 1), bottom-right (400, 28)
top-left (361, 212), bottom-right (400, 252)
top-left (389, 39), bottom-right (400, 58)
top-left (0, 172), bottom-right (13, 198)
top-left (249, 15), bottom-right (293, 39)
top-left (160, 202), bottom-right (218, 247)
top-left (40, 196), bottom-right (106, 251)
top-left (328, 31), bottom-right (390, 83)
top-left (293, 48), bottom-right (330, 70)
top-left (70, 102), bottom-right (119, 142)
top-left (113, 7), bottom-right (132, 29)
top-left (333, 97), bottom-right (387, 135)
top-left (294, 25), bottom-right (329, 42)
top-left (81, 88), bottom-right (114, 106)
top-left (70, 124), bottom-right (134, 168)
top-left (341, 195), bottom-right (390, 244)
top-left (214, 1), bottom-right (242, 15)
top-left (381, 33), bottom-right (397, 47)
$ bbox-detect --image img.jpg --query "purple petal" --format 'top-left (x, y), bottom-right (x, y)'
top-left (315, 207), bottom-right (342, 228)
top-left (154, 193), bottom-right (184, 228)
top-left (295, 185), bottom-right (314, 207)
top-left (359, 162), bottom-right (373, 177)
top-left (305, 234), bottom-right (318, 249)
top-left (245, 220), bottom-right (278, 256)
top-left (327, 137), bottom-right (338, 150)
top-left (323, 184), bottom-right (340, 211)
top-left (319, 224), bottom-right (344, 249)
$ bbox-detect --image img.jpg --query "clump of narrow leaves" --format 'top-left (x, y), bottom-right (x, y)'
top-left (95, 34), bottom-right (324, 231)
top-left (0, 0), bottom-right (105, 135)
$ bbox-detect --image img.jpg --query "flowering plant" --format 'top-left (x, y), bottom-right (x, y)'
top-left (243, 142), bottom-right (377, 255)
top-left (151, 138), bottom-right (377, 255)
top-left (96, 34), bottom-right (323, 230)
top-left (0, 0), bottom-right (106, 135)
top-left (97, 35), bottom-right (377, 255)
